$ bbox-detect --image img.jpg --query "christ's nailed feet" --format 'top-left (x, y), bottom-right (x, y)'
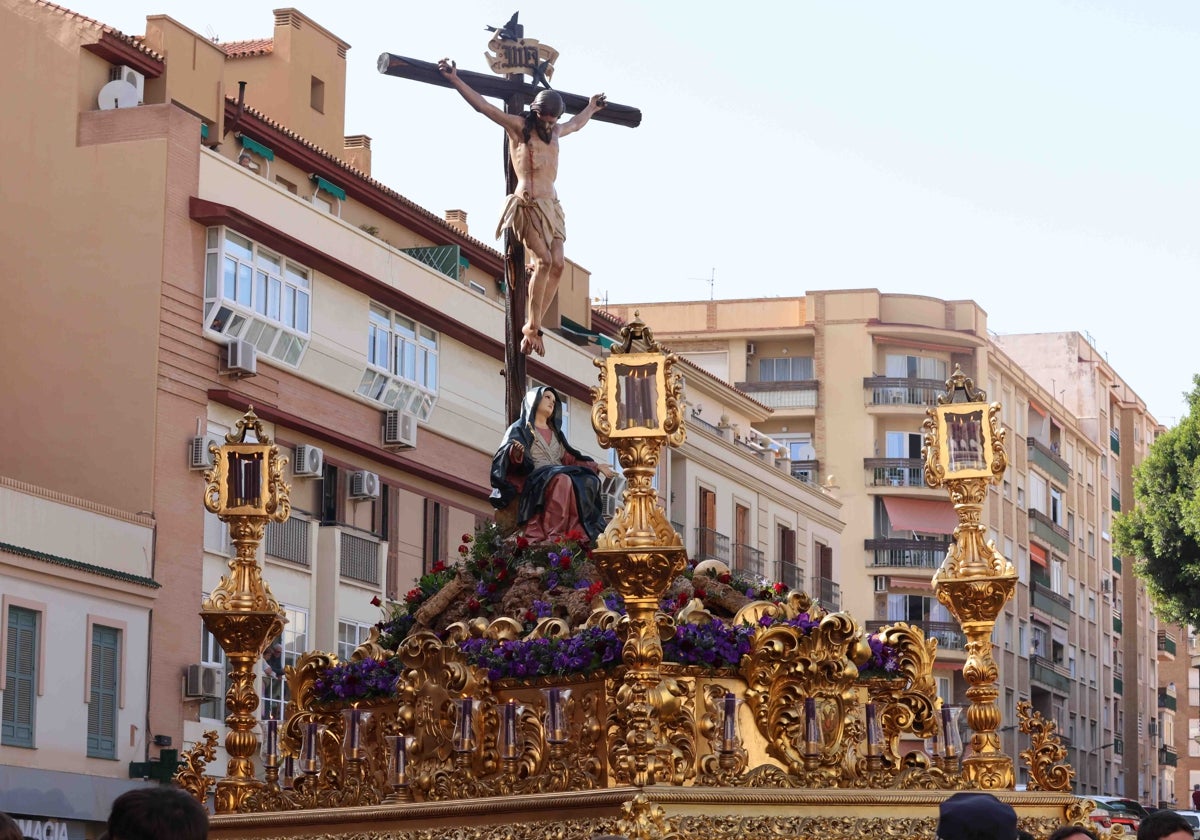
top-left (520, 326), bottom-right (545, 356)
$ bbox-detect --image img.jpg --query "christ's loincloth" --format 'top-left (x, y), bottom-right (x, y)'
top-left (496, 194), bottom-right (566, 251)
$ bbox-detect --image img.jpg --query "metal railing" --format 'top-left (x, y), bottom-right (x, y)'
top-left (865, 538), bottom-right (951, 569)
top-left (1158, 689), bottom-right (1177, 711)
top-left (734, 380), bottom-right (819, 409)
top-left (1030, 581), bottom-right (1071, 624)
top-left (340, 531), bottom-right (380, 585)
top-left (864, 458), bottom-right (925, 487)
top-left (1027, 437), bottom-right (1071, 485)
top-left (866, 620), bottom-right (965, 651)
top-left (790, 460), bottom-right (820, 483)
top-left (1029, 655), bottom-right (1074, 695)
top-left (863, 377), bottom-right (947, 407)
top-left (694, 528), bottom-right (731, 564)
top-left (811, 576), bottom-right (840, 609)
top-left (733, 543), bottom-right (765, 578)
top-left (779, 559), bottom-right (803, 591)
top-left (265, 516), bottom-right (310, 566)
top-left (1028, 509), bottom-right (1071, 554)
top-left (1158, 630), bottom-right (1177, 656)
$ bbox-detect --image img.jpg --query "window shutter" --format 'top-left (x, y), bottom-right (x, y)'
top-left (87, 625), bottom-right (120, 759)
top-left (2, 607), bottom-right (38, 747)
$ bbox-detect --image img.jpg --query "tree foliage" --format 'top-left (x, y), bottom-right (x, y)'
top-left (1116, 375), bottom-right (1200, 625)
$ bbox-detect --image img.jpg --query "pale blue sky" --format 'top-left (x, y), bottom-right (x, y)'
top-left (81, 1), bottom-right (1199, 424)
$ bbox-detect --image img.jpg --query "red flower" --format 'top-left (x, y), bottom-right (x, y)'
top-left (565, 528), bottom-right (585, 542)
top-left (467, 598), bottom-right (480, 612)
top-left (524, 609), bottom-right (537, 622)
top-left (560, 554), bottom-right (571, 568)
top-left (405, 588), bottom-right (422, 604)
top-left (487, 582), bottom-right (497, 593)
top-left (462, 533), bottom-right (473, 543)
top-left (773, 582), bottom-right (786, 594)
top-left (718, 572), bottom-right (732, 585)
top-left (497, 568), bottom-right (508, 582)
top-left (370, 595), bottom-right (382, 607)
top-left (458, 544), bottom-right (469, 554)
top-left (694, 589), bottom-right (708, 600)
top-left (431, 561), bottom-right (446, 573)
top-left (516, 537), bottom-right (530, 551)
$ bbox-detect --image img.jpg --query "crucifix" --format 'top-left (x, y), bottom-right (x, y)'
top-left (378, 13), bottom-right (641, 423)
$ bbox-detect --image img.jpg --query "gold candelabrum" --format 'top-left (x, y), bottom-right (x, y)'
top-left (590, 315), bottom-right (689, 786)
top-left (199, 407), bottom-right (291, 813)
top-left (923, 366), bottom-right (1016, 790)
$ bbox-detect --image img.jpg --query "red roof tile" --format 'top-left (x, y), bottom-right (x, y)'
top-left (219, 38), bottom-right (274, 59)
top-left (32, 0), bottom-right (164, 61)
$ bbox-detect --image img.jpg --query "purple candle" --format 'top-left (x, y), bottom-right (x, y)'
top-left (723, 692), bottom-right (737, 744)
top-left (264, 717), bottom-right (278, 760)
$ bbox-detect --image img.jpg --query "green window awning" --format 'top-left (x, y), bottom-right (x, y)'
top-left (200, 123), bottom-right (209, 140)
top-left (238, 134), bottom-right (275, 161)
top-left (560, 316), bottom-right (616, 349)
top-left (310, 175), bottom-right (346, 201)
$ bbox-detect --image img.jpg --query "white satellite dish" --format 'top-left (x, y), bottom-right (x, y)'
top-left (98, 79), bottom-right (139, 110)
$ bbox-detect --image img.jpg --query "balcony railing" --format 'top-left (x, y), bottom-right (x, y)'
top-left (1158, 631), bottom-right (1177, 657)
top-left (779, 559), bottom-right (803, 591)
top-left (865, 538), bottom-right (952, 569)
top-left (1158, 689), bottom-right (1177, 711)
top-left (1029, 655), bottom-right (1074, 695)
top-left (1159, 745), bottom-right (1178, 767)
top-left (866, 620), bottom-right (965, 651)
top-left (1028, 509), bottom-right (1071, 555)
top-left (811, 576), bottom-right (841, 610)
top-left (733, 543), bottom-right (765, 578)
top-left (1030, 581), bottom-right (1072, 624)
top-left (864, 458), bottom-right (925, 487)
top-left (266, 516), bottom-right (310, 566)
top-left (695, 528), bottom-right (731, 564)
top-left (863, 377), bottom-right (947, 407)
top-left (734, 380), bottom-right (818, 410)
top-left (790, 460), bottom-right (820, 483)
top-left (1027, 438), bottom-right (1071, 486)
top-left (1110, 427), bottom-right (1120, 455)
top-left (1113, 614), bottom-right (1122, 635)
top-left (1113, 675), bottom-right (1123, 695)
top-left (340, 531), bottom-right (380, 585)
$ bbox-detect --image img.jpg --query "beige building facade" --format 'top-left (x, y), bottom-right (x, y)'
top-left (610, 291), bottom-right (1166, 801)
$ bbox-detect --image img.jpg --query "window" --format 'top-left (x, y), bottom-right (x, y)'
top-left (2, 606), bottom-right (38, 747)
top-left (1017, 487), bottom-right (1025, 509)
top-left (337, 620), bottom-right (372, 661)
top-left (1050, 486), bottom-right (1063, 525)
top-left (886, 594), bottom-right (951, 624)
top-left (199, 624), bottom-right (227, 721)
top-left (424, 499), bottom-right (447, 572)
top-left (275, 175), bottom-right (298, 194)
top-left (310, 76), bottom-right (325, 113)
top-left (759, 356), bottom-right (813, 382)
top-left (261, 606), bottom-right (308, 721)
top-left (885, 353), bottom-right (947, 381)
top-left (777, 524), bottom-right (799, 588)
top-left (203, 228), bottom-right (311, 367)
top-left (87, 624), bottom-right (120, 759)
top-left (357, 304), bottom-right (439, 420)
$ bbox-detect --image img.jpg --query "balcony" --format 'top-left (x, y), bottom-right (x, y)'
top-left (733, 543), bottom-right (765, 578)
top-left (1028, 509), bottom-right (1071, 555)
top-left (1030, 581), bottom-right (1072, 625)
top-left (866, 620), bottom-right (965, 652)
top-left (1159, 745), bottom-right (1178, 767)
top-left (864, 458), bottom-right (925, 488)
top-left (340, 531), bottom-right (381, 585)
top-left (735, 380), bottom-right (818, 410)
top-left (811, 576), bottom-right (841, 610)
top-left (1027, 438), bottom-right (1072, 486)
top-left (1029, 655), bottom-right (1074, 695)
top-left (1110, 427), bottom-right (1120, 455)
top-left (1158, 630), bottom-right (1178, 659)
top-left (865, 538), bottom-right (951, 569)
top-left (863, 377), bottom-right (946, 407)
top-left (1158, 688), bottom-right (1177, 711)
top-left (779, 559), bottom-right (803, 591)
top-left (695, 528), bottom-right (731, 564)
top-left (790, 460), bottom-right (820, 483)
top-left (1113, 675), bottom-right (1123, 695)
top-left (265, 516), bottom-right (310, 566)
top-left (1111, 489), bottom-right (1121, 512)
top-left (1112, 613), bottom-right (1122, 635)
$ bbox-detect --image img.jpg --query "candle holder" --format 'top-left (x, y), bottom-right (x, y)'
top-left (542, 687), bottom-right (571, 745)
top-left (384, 734), bottom-right (414, 804)
top-left (941, 705), bottom-right (964, 773)
top-left (803, 697), bottom-right (823, 770)
top-left (300, 721), bottom-right (324, 775)
top-left (341, 708), bottom-right (372, 762)
top-left (500, 699), bottom-right (524, 766)
top-left (261, 718), bottom-right (279, 787)
top-left (925, 716), bottom-right (943, 770)
top-left (280, 753), bottom-right (296, 791)
top-left (452, 697), bottom-right (476, 753)
top-left (864, 703), bottom-right (884, 771)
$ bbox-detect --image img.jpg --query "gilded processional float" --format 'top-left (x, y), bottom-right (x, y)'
top-left (185, 316), bottom-right (1106, 840)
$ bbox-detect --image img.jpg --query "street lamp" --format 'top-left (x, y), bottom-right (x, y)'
top-left (1089, 742), bottom-right (1116, 795)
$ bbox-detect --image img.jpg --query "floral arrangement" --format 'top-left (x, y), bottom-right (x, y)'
top-left (458, 626), bottom-right (621, 682)
top-left (663, 620), bottom-right (755, 669)
top-left (313, 656), bottom-right (403, 703)
top-left (856, 632), bottom-right (902, 679)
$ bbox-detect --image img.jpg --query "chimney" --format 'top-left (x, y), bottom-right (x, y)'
top-left (444, 209), bottom-right (469, 235)
top-left (343, 134), bottom-right (372, 176)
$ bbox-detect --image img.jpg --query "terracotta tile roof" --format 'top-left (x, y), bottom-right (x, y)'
top-left (0, 540), bottom-right (160, 589)
top-left (219, 37), bottom-right (274, 58)
top-left (231, 98), bottom-right (502, 260)
top-left (32, 0), bottom-right (164, 62)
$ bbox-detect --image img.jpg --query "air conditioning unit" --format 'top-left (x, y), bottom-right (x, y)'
top-left (110, 65), bottom-right (145, 104)
top-left (187, 433), bottom-right (222, 471)
top-left (293, 444), bottom-right (324, 477)
top-left (746, 341), bottom-right (756, 356)
top-left (349, 470), bottom-right (381, 500)
top-left (184, 663), bottom-right (221, 698)
top-left (224, 339), bottom-right (258, 376)
top-left (382, 410), bottom-right (418, 448)
top-left (873, 576), bottom-right (888, 593)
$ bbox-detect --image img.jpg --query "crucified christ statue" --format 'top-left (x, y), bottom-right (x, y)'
top-left (438, 58), bottom-right (606, 356)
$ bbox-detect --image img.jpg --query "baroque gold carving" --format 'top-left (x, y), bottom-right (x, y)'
top-left (175, 729), bottom-right (218, 803)
top-left (1016, 700), bottom-right (1076, 792)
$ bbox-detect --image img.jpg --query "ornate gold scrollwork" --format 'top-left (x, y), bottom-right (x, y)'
top-left (174, 729), bottom-right (219, 803)
top-left (1016, 700), bottom-right (1075, 792)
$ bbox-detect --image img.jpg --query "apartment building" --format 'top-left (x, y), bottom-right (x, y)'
top-left (0, 1), bottom-right (844, 822)
top-left (610, 291), bottom-right (1165, 799)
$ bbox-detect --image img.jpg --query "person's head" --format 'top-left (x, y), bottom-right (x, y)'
top-left (1048, 826), bottom-right (1098, 840)
top-left (936, 792), bottom-right (1018, 840)
top-left (101, 786), bottom-right (208, 840)
top-left (526, 89), bottom-right (564, 143)
top-left (0, 813), bottom-right (24, 840)
top-left (537, 387), bottom-right (557, 419)
top-left (1137, 810), bottom-right (1194, 840)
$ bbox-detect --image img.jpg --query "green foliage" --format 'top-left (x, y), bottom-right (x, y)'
top-left (1116, 375), bottom-right (1200, 625)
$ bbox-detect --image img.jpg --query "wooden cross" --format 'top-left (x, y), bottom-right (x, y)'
top-left (378, 18), bottom-right (641, 423)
